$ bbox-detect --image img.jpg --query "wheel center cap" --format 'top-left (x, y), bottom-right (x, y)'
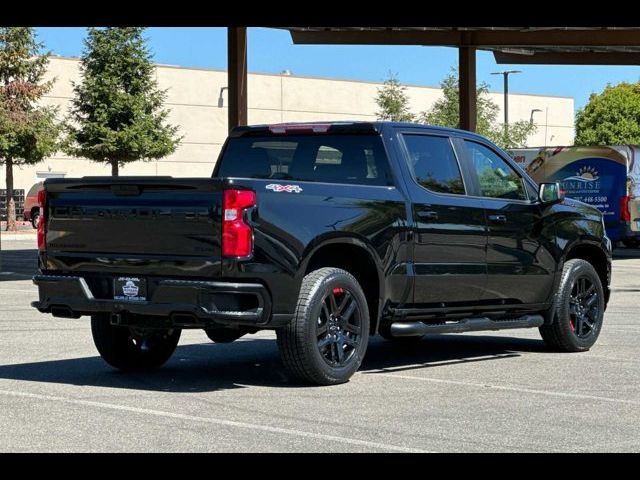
top-left (328, 316), bottom-right (341, 333)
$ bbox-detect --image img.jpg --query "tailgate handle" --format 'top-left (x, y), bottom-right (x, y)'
top-left (111, 185), bottom-right (141, 196)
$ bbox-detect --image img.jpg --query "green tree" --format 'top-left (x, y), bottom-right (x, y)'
top-left (65, 27), bottom-right (180, 176)
top-left (419, 68), bottom-right (536, 149)
top-left (0, 27), bottom-right (61, 231)
top-left (575, 82), bottom-right (640, 145)
top-left (375, 72), bottom-right (415, 122)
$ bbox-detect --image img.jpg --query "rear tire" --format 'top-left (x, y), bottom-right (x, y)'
top-left (539, 259), bottom-right (605, 352)
top-left (205, 327), bottom-right (245, 343)
top-left (277, 267), bottom-right (369, 385)
top-left (91, 315), bottom-right (181, 370)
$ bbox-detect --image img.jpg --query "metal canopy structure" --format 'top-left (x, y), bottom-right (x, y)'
top-left (225, 27), bottom-right (640, 133)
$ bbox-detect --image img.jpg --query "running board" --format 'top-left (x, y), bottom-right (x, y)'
top-left (389, 315), bottom-right (544, 337)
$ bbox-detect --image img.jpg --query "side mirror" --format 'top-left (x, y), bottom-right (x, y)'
top-left (539, 182), bottom-right (565, 204)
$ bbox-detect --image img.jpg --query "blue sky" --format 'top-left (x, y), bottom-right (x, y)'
top-left (35, 27), bottom-right (640, 111)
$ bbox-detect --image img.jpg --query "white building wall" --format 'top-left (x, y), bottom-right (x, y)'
top-left (2, 56), bottom-right (575, 194)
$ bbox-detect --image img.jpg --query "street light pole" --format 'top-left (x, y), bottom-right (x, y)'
top-left (491, 70), bottom-right (522, 139)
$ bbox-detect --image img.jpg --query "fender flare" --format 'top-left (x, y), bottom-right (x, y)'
top-left (299, 234), bottom-right (386, 329)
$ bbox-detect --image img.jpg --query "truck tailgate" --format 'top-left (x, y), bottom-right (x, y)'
top-left (42, 177), bottom-right (224, 277)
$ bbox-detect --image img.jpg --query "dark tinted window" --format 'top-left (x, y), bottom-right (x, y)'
top-left (465, 141), bottom-right (527, 200)
top-left (403, 134), bottom-right (465, 195)
top-left (217, 135), bottom-right (392, 186)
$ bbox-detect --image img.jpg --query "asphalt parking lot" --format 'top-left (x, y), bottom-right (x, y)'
top-left (1, 237), bottom-right (639, 452)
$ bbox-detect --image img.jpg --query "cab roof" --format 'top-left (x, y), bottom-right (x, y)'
top-left (229, 121), bottom-right (489, 142)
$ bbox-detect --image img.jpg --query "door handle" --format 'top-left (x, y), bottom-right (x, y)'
top-left (488, 214), bottom-right (507, 223)
top-left (417, 210), bottom-right (439, 220)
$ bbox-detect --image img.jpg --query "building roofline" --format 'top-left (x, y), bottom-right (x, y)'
top-left (47, 55), bottom-right (574, 101)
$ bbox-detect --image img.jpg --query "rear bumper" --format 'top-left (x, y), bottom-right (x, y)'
top-left (31, 274), bottom-right (289, 328)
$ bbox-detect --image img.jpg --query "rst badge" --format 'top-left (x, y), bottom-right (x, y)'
top-left (265, 184), bottom-right (303, 193)
top-left (114, 277), bottom-right (147, 302)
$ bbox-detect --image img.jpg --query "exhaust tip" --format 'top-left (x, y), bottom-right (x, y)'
top-left (51, 306), bottom-right (79, 319)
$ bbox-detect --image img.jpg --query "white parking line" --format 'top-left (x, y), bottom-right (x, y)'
top-left (0, 389), bottom-right (433, 453)
top-left (370, 373), bottom-right (640, 406)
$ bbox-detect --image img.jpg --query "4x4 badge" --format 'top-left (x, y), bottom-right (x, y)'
top-left (266, 184), bottom-right (303, 193)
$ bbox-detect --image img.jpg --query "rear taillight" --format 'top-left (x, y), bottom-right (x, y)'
top-left (621, 195), bottom-right (631, 222)
top-left (222, 189), bottom-right (256, 257)
top-left (37, 189), bottom-right (46, 251)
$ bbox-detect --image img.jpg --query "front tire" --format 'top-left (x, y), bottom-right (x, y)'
top-left (277, 267), bottom-right (369, 385)
top-left (539, 259), bottom-right (605, 352)
top-left (91, 315), bottom-right (181, 370)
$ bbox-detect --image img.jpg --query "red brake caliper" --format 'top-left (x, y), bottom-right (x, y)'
top-left (332, 288), bottom-right (344, 295)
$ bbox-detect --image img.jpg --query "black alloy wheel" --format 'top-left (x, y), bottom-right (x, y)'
top-left (277, 267), bottom-right (370, 385)
top-left (316, 287), bottom-right (363, 367)
top-left (568, 275), bottom-right (601, 339)
top-left (539, 258), bottom-right (605, 352)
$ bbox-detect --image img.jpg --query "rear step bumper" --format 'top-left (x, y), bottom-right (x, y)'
top-left (390, 315), bottom-right (544, 337)
top-left (31, 274), bottom-right (275, 328)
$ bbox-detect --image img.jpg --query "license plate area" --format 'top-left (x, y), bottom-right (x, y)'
top-left (113, 277), bottom-right (147, 302)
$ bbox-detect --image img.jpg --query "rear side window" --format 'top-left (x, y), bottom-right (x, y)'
top-left (402, 134), bottom-right (465, 195)
top-left (216, 134), bottom-right (393, 186)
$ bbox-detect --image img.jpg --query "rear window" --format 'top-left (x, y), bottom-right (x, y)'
top-left (216, 134), bottom-right (393, 186)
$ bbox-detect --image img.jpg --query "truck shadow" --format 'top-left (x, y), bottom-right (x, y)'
top-left (360, 334), bottom-right (544, 375)
top-left (0, 334), bottom-right (545, 393)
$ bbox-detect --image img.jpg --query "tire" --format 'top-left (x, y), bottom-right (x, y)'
top-left (539, 259), bottom-right (605, 352)
top-left (378, 323), bottom-right (424, 343)
top-left (623, 238), bottom-right (639, 249)
top-left (31, 211), bottom-right (39, 229)
top-left (205, 327), bottom-right (245, 343)
top-left (276, 267), bottom-right (370, 385)
top-left (91, 315), bottom-right (181, 371)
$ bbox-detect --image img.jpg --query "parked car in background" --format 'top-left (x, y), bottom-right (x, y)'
top-left (508, 146), bottom-right (640, 248)
top-left (23, 182), bottom-right (44, 229)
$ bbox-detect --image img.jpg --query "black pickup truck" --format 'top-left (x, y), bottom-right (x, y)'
top-left (32, 122), bottom-right (612, 385)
